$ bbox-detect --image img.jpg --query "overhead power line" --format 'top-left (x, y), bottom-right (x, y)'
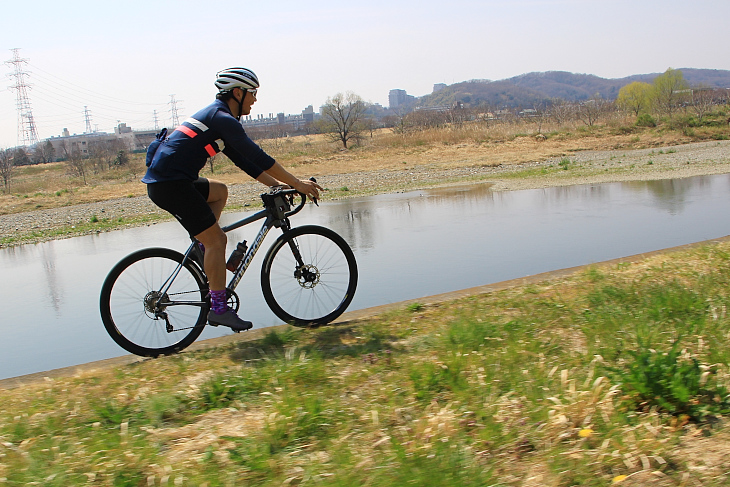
top-left (2, 53), bottom-right (174, 141)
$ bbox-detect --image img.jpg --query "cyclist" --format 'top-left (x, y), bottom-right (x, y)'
top-left (142, 67), bottom-right (322, 332)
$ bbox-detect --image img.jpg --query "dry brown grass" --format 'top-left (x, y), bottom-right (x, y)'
top-left (0, 119), bottom-right (701, 217)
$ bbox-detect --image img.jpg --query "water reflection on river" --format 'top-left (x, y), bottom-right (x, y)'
top-left (2, 174), bottom-right (730, 379)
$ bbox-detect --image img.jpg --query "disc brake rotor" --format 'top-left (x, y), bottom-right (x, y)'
top-left (296, 265), bottom-right (320, 289)
top-left (227, 289), bottom-right (240, 313)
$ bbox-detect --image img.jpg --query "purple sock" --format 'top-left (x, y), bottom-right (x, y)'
top-left (210, 289), bottom-right (227, 315)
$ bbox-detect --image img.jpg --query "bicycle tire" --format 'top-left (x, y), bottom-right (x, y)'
top-left (261, 225), bottom-right (358, 326)
top-left (100, 248), bottom-right (209, 357)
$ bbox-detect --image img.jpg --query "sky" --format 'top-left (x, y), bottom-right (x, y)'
top-left (1, 0), bottom-right (729, 149)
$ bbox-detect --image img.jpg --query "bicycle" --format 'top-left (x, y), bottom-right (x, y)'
top-left (99, 186), bottom-right (358, 357)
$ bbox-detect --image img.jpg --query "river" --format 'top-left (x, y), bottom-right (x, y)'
top-left (2, 173), bottom-right (730, 380)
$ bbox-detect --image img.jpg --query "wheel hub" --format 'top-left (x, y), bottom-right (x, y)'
top-left (143, 291), bottom-right (168, 315)
top-left (295, 265), bottom-right (320, 289)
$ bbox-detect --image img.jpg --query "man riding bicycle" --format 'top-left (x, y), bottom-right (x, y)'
top-left (142, 67), bottom-right (322, 332)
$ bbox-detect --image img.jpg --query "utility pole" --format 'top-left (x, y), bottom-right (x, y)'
top-left (5, 48), bottom-right (40, 147)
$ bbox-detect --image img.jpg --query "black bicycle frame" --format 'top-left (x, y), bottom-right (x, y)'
top-left (222, 208), bottom-right (282, 291)
top-left (169, 191), bottom-right (306, 307)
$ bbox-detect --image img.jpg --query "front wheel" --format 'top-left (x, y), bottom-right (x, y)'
top-left (100, 248), bottom-right (209, 357)
top-left (261, 225), bottom-right (358, 326)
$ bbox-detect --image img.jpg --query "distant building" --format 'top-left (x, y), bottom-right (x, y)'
top-left (389, 89), bottom-right (415, 109)
top-left (433, 83), bottom-right (447, 93)
top-left (302, 105), bottom-right (315, 123)
top-left (240, 106), bottom-right (318, 132)
top-left (46, 123), bottom-right (157, 159)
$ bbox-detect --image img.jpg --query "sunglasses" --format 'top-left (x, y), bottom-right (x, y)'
top-left (247, 88), bottom-right (257, 98)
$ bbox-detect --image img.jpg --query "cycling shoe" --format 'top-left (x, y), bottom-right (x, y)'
top-left (208, 308), bottom-right (253, 332)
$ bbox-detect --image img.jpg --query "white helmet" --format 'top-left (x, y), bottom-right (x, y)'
top-left (215, 67), bottom-right (259, 93)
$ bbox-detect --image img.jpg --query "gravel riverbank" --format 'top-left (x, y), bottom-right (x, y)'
top-left (1, 140), bottom-right (728, 248)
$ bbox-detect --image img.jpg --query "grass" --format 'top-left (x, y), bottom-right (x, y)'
top-left (2, 240), bottom-right (730, 485)
top-left (0, 212), bottom-right (167, 247)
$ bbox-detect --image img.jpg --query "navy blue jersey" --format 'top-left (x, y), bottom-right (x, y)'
top-left (142, 99), bottom-right (275, 183)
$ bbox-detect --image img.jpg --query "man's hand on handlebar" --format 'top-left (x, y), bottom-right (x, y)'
top-left (292, 178), bottom-right (322, 202)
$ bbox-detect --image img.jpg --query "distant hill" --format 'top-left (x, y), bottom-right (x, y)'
top-left (414, 68), bottom-right (730, 110)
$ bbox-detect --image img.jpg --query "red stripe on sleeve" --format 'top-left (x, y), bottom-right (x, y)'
top-left (204, 144), bottom-right (216, 157)
top-left (176, 125), bottom-right (197, 138)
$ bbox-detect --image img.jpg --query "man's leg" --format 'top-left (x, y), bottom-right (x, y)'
top-left (206, 179), bottom-right (228, 221)
top-left (195, 194), bottom-right (252, 332)
top-left (195, 223), bottom-right (227, 292)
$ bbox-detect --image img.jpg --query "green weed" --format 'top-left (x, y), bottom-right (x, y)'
top-left (606, 337), bottom-right (730, 421)
top-left (407, 302), bottom-right (425, 312)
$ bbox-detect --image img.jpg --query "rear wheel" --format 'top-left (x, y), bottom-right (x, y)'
top-left (100, 248), bottom-right (209, 357)
top-left (261, 225), bottom-right (357, 326)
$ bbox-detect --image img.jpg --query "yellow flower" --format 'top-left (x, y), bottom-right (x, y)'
top-left (613, 475), bottom-right (628, 484)
top-left (578, 428), bottom-right (593, 438)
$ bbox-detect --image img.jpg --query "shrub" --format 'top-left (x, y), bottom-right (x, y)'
top-left (635, 113), bottom-right (656, 127)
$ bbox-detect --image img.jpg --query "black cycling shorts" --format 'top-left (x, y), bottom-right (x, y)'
top-left (147, 178), bottom-right (217, 237)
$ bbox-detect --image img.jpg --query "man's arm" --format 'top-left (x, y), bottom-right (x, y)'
top-left (255, 171), bottom-right (282, 187)
top-left (263, 161), bottom-right (322, 199)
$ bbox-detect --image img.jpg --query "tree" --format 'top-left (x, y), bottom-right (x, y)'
top-left (33, 140), bottom-right (56, 164)
top-left (115, 149), bottom-right (129, 167)
top-left (549, 99), bottom-right (576, 125)
top-left (576, 93), bottom-right (612, 126)
top-left (11, 148), bottom-right (31, 166)
top-left (691, 85), bottom-right (719, 123)
top-left (617, 81), bottom-right (653, 116)
top-left (88, 140), bottom-right (114, 173)
top-left (651, 68), bottom-right (690, 118)
top-left (61, 140), bottom-right (88, 184)
top-left (88, 139), bottom-right (125, 172)
top-left (530, 102), bottom-right (552, 134)
top-left (0, 148), bottom-right (14, 192)
top-left (319, 92), bottom-right (368, 149)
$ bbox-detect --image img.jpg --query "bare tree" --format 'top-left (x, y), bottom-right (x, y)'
top-left (529, 102), bottom-right (552, 134)
top-left (88, 139), bottom-right (126, 172)
top-left (691, 85), bottom-right (719, 123)
top-left (61, 140), bottom-right (88, 184)
top-left (550, 99), bottom-right (576, 126)
top-left (205, 153), bottom-right (224, 174)
top-left (446, 102), bottom-right (470, 127)
top-left (319, 92), bottom-right (368, 149)
top-left (405, 108), bottom-right (447, 130)
top-left (88, 140), bottom-right (114, 173)
top-left (0, 148), bottom-right (14, 192)
top-left (576, 94), bottom-right (612, 127)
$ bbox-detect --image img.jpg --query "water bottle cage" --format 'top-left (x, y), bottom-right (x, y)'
top-left (261, 192), bottom-right (291, 220)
